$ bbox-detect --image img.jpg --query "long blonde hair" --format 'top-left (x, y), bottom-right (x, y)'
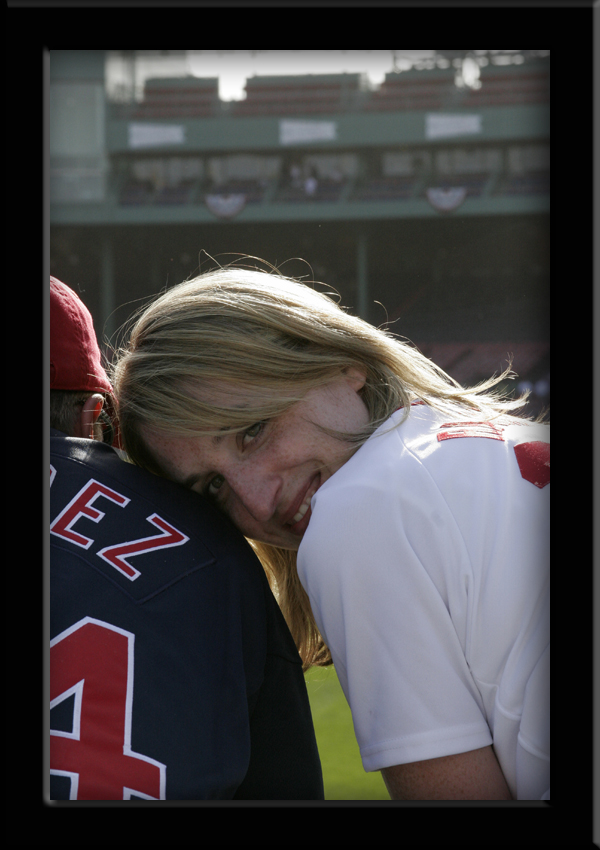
top-left (112, 259), bottom-right (533, 669)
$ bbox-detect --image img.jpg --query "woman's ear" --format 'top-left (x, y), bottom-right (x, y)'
top-left (343, 366), bottom-right (367, 392)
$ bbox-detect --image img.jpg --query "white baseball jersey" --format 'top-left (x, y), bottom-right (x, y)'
top-left (297, 403), bottom-right (549, 800)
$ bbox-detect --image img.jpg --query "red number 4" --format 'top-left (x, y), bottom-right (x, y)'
top-left (50, 618), bottom-right (166, 800)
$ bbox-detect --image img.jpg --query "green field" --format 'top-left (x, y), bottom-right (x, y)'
top-left (304, 666), bottom-right (389, 800)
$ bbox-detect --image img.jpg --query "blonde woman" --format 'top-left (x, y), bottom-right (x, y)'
top-left (113, 260), bottom-right (549, 801)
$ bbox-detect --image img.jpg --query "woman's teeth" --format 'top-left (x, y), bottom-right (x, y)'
top-left (292, 484), bottom-right (319, 524)
top-left (292, 501), bottom-right (311, 524)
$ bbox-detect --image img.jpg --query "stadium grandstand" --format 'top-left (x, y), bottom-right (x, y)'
top-left (49, 50), bottom-right (549, 418)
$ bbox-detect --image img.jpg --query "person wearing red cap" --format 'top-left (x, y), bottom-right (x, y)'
top-left (50, 276), bottom-right (115, 443)
top-left (50, 277), bottom-right (112, 437)
top-left (49, 277), bottom-right (324, 801)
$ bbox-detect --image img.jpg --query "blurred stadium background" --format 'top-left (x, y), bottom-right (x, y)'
top-left (48, 49), bottom-right (550, 799)
top-left (49, 49), bottom-right (550, 418)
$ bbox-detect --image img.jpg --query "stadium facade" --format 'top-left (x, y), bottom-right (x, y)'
top-left (49, 50), bottom-right (549, 416)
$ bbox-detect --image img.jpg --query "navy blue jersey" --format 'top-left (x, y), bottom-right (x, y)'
top-left (49, 431), bottom-right (324, 801)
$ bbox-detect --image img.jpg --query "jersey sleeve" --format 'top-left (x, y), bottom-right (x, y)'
top-left (297, 433), bottom-right (494, 772)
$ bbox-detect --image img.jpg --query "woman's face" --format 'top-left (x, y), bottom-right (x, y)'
top-left (140, 369), bottom-right (370, 550)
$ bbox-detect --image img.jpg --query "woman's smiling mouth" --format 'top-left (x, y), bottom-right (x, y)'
top-left (287, 475), bottom-right (321, 532)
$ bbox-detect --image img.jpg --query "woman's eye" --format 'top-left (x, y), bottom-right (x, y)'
top-left (207, 475), bottom-right (225, 497)
top-left (242, 421), bottom-right (265, 446)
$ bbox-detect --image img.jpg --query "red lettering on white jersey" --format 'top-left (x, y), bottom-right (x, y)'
top-left (438, 421), bottom-right (505, 442)
top-left (50, 479), bottom-right (129, 549)
top-left (96, 513), bottom-right (189, 581)
top-left (435, 421), bottom-right (549, 489)
top-left (50, 618), bottom-right (166, 799)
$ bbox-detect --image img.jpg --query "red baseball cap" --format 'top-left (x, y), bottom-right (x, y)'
top-left (50, 277), bottom-right (112, 394)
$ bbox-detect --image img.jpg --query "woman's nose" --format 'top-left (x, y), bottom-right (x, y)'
top-left (228, 464), bottom-right (282, 523)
